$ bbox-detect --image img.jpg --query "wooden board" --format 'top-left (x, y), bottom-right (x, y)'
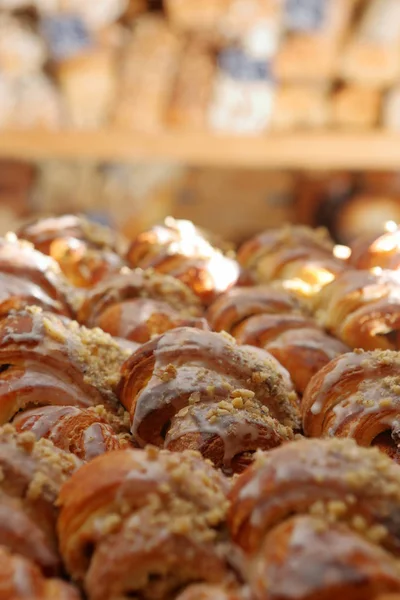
top-left (1, 130), bottom-right (400, 169)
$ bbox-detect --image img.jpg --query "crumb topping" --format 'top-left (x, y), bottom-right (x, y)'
top-left (156, 364), bottom-right (177, 382)
top-left (12, 307), bottom-right (129, 398)
top-left (80, 448), bottom-right (230, 548)
top-left (65, 321), bottom-right (130, 392)
top-left (241, 438), bottom-right (400, 552)
top-left (0, 425), bottom-right (79, 504)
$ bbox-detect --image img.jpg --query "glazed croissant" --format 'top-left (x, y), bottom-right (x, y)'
top-left (207, 286), bottom-right (349, 395)
top-left (13, 405), bottom-right (131, 461)
top-left (206, 285), bottom-right (304, 334)
top-left (229, 438), bottom-right (400, 600)
top-left (0, 306), bottom-right (131, 424)
top-left (250, 515), bottom-right (400, 600)
top-left (302, 349), bottom-right (400, 462)
top-left (0, 271), bottom-right (71, 319)
top-left (240, 317), bottom-right (349, 395)
top-left (350, 228), bottom-right (400, 271)
top-left (0, 236), bottom-right (74, 317)
top-left (118, 327), bottom-right (299, 474)
top-left (78, 268), bottom-right (206, 343)
top-left (18, 215), bottom-right (126, 288)
top-left (237, 225), bottom-right (347, 300)
top-left (315, 269), bottom-right (400, 350)
top-left (0, 545), bottom-right (81, 600)
top-left (0, 424), bottom-right (79, 576)
top-left (126, 217), bottom-right (240, 305)
top-left (58, 447), bottom-right (237, 600)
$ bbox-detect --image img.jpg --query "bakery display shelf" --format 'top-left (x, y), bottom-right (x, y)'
top-left (1, 129), bottom-right (400, 170)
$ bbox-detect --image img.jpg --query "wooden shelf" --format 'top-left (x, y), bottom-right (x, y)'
top-left (1, 130), bottom-right (400, 169)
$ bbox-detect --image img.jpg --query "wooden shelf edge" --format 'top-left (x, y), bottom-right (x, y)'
top-left (0, 130), bottom-right (400, 169)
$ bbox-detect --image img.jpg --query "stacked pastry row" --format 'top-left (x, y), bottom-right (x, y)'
top-left (7, 214), bottom-right (400, 464)
top-left (1, 213), bottom-right (400, 599)
top-left (4, 425), bottom-right (400, 600)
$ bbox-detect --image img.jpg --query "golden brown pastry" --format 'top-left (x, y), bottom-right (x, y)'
top-left (315, 269), bottom-right (400, 350)
top-left (118, 327), bottom-right (300, 473)
top-left (126, 218), bottom-right (240, 305)
top-left (78, 268), bottom-right (206, 343)
top-left (0, 424), bottom-right (79, 575)
top-left (229, 437), bottom-right (400, 552)
top-left (206, 286), bottom-right (304, 335)
top-left (0, 306), bottom-right (131, 424)
top-left (18, 215), bottom-right (122, 260)
top-left (0, 271), bottom-right (69, 318)
top-left (58, 447), bottom-right (237, 600)
top-left (302, 349), bottom-right (400, 461)
top-left (240, 314), bottom-right (349, 396)
top-left (0, 545), bottom-right (81, 600)
top-left (0, 235), bottom-right (74, 317)
top-left (13, 405), bottom-right (132, 461)
top-left (251, 514), bottom-right (400, 600)
top-left (207, 286), bottom-right (349, 395)
top-left (237, 225), bottom-right (347, 302)
top-left (18, 215), bottom-right (126, 288)
top-left (237, 225), bottom-right (336, 278)
top-left (229, 438), bottom-right (400, 600)
top-left (164, 395), bottom-right (294, 476)
top-left (350, 227), bottom-right (400, 271)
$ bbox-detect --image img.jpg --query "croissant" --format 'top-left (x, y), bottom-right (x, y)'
top-left (18, 215), bottom-right (126, 288)
top-left (164, 397), bottom-right (294, 475)
top-left (206, 285), bottom-right (304, 335)
top-left (264, 327), bottom-right (349, 396)
top-left (237, 226), bottom-right (347, 301)
top-left (229, 438), bottom-right (400, 599)
top-left (118, 327), bottom-right (300, 472)
top-left (207, 285), bottom-right (349, 394)
top-left (302, 349), bottom-right (400, 461)
top-left (0, 545), bottom-right (81, 600)
top-left (13, 405), bottom-right (132, 461)
top-left (350, 228), bottom-right (400, 271)
top-left (315, 269), bottom-right (400, 350)
top-left (126, 217), bottom-right (240, 305)
top-left (164, 345), bottom-right (296, 474)
top-left (57, 447), bottom-right (237, 600)
top-left (0, 306), bottom-right (131, 424)
top-left (78, 268), bottom-right (206, 343)
top-left (0, 236), bottom-right (74, 317)
top-left (251, 515), bottom-right (400, 600)
top-left (0, 424), bottom-right (79, 575)
top-left (0, 271), bottom-right (71, 319)
top-left (127, 217), bottom-right (232, 263)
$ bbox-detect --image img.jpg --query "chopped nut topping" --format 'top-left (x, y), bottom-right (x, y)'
top-left (156, 364), bottom-right (177, 382)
